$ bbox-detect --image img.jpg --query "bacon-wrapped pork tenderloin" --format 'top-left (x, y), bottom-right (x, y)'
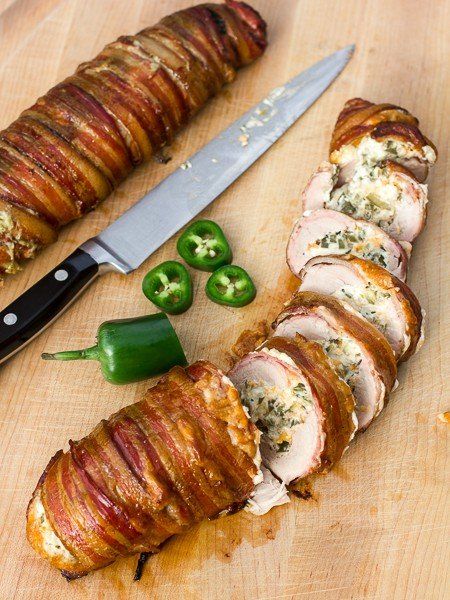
top-left (298, 255), bottom-right (424, 362)
top-left (0, 1), bottom-right (267, 276)
top-left (229, 337), bottom-right (356, 485)
top-left (273, 292), bottom-right (397, 431)
top-left (329, 98), bottom-right (437, 183)
top-left (287, 208), bottom-right (409, 281)
top-left (27, 361), bottom-right (260, 578)
top-left (302, 161), bottom-right (428, 243)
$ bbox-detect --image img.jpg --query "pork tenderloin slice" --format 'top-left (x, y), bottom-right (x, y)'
top-left (298, 255), bottom-right (423, 361)
top-left (330, 130), bottom-right (436, 184)
top-left (229, 347), bottom-right (323, 483)
top-left (303, 161), bottom-right (428, 243)
top-left (287, 208), bottom-right (409, 280)
top-left (229, 336), bottom-right (356, 484)
top-left (273, 292), bottom-right (397, 431)
top-left (301, 161), bottom-right (337, 212)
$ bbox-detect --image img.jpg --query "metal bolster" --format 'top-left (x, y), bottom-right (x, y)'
top-left (80, 238), bottom-right (134, 275)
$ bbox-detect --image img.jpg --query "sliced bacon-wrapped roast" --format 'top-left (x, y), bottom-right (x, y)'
top-left (26, 361), bottom-right (260, 578)
top-left (298, 255), bottom-right (424, 362)
top-left (229, 337), bottom-right (356, 485)
top-left (329, 98), bottom-right (437, 183)
top-left (287, 208), bottom-right (410, 280)
top-left (0, 1), bottom-right (267, 276)
top-left (273, 292), bottom-right (397, 431)
top-left (302, 161), bottom-right (428, 243)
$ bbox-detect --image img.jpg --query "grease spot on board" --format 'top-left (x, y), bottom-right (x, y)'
top-left (387, 491), bottom-right (403, 502)
top-left (219, 88), bottom-right (232, 102)
top-left (437, 411), bottom-right (450, 424)
top-left (281, 205), bottom-right (300, 228)
top-left (139, 508), bottom-right (285, 581)
top-left (266, 271), bottom-right (300, 313)
top-left (289, 479), bottom-right (318, 502)
top-left (212, 507), bottom-right (283, 562)
top-left (332, 463), bottom-right (351, 482)
top-left (415, 412), bottom-right (427, 424)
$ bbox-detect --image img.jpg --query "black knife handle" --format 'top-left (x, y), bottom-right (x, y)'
top-left (0, 249), bottom-right (99, 364)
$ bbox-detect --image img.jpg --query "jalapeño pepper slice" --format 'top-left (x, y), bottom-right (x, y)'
top-left (177, 219), bottom-right (232, 272)
top-left (205, 265), bottom-right (256, 307)
top-left (142, 261), bottom-right (193, 315)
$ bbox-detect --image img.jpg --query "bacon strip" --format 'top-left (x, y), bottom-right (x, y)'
top-left (0, 1), bottom-right (267, 275)
top-left (329, 97), bottom-right (437, 183)
top-left (27, 361), bottom-right (259, 578)
top-left (330, 97), bottom-right (436, 156)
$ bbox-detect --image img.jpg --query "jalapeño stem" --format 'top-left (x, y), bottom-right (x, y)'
top-left (42, 346), bottom-right (99, 361)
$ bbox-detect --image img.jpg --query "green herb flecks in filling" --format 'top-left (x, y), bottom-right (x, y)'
top-left (314, 226), bottom-right (388, 269)
top-left (241, 379), bottom-right (312, 454)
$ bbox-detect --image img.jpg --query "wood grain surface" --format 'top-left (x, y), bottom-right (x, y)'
top-left (0, 1), bottom-right (448, 598)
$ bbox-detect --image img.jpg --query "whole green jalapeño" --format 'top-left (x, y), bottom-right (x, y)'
top-left (41, 313), bottom-right (187, 384)
top-left (177, 219), bottom-right (232, 272)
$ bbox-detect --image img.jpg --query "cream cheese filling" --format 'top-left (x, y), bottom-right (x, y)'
top-left (332, 282), bottom-right (392, 334)
top-left (331, 135), bottom-right (436, 168)
top-left (0, 210), bottom-right (39, 273)
top-left (0, 210), bottom-right (14, 233)
top-left (315, 336), bottom-right (363, 393)
top-left (325, 164), bottom-right (399, 229)
top-left (332, 283), bottom-right (411, 356)
top-left (309, 224), bottom-right (390, 270)
top-left (240, 349), bottom-right (314, 456)
top-left (30, 491), bottom-right (76, 564)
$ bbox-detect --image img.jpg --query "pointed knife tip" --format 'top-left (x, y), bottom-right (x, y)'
top-left (346, 43), bottom-right (356, 56)
top-left (329, 44), bottom-right (355, 66)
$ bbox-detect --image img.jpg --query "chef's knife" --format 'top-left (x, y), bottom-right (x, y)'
top-left (0, 45), bottom-right (354, 363)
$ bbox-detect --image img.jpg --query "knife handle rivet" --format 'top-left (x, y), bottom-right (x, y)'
top-left (3, 313), bottom-right (17, 326)
top-left (54, 269), bottom-right (68, 281)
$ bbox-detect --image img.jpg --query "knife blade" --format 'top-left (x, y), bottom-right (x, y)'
top-left (0, 45), bottom-right (354, 363)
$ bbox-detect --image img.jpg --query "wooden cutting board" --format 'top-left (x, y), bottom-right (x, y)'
top-left (0, 1), bottom-right (448, 598)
